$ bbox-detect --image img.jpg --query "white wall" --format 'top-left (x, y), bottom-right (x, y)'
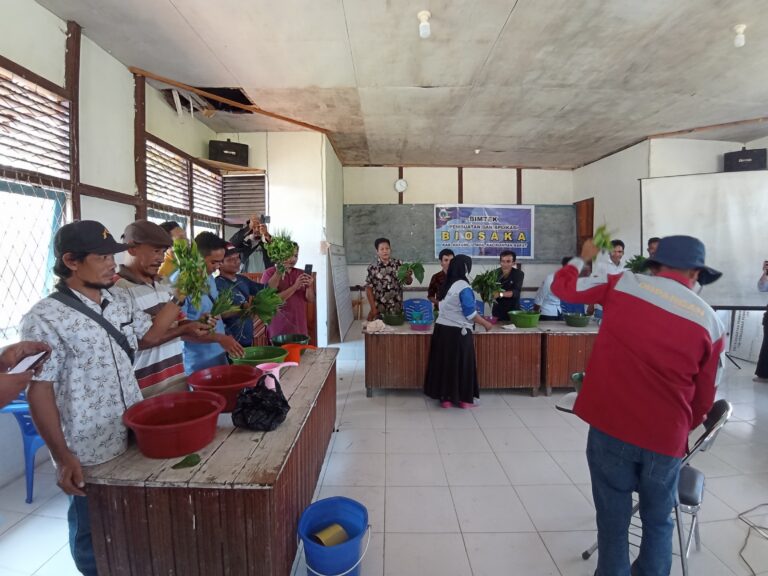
top-left (0, 0), bottom-right (66, 87)
top-left (523, 169), bottom-right (573, 204)
top-left (79, 37), bottom-right (135, 194)
top-left (324, 136), bottom-right (344, 246)
top-left (463, 168), bottom-right (516, 205)
top-left (649, 138), bottom-right (744, 178)
top-left (80, 196), bottom-right (136, 241)
top-left (344, 167), bottom-right (399, 204)
top-left (746, 135), bottom-right (768, 149)
top-left (574, 141), bottom-right (649, 259)
top-left (146, 85), bottom-right (216, 159)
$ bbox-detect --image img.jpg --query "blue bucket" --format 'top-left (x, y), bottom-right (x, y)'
top-left (298, 496), bottom-right (370, 576)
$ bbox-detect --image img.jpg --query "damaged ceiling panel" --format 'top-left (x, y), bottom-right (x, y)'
top-left (36, 0), bottom-right (768, 167)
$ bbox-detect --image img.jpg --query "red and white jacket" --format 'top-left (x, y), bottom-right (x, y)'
top-left (552, 260), bottom-right (725, 457)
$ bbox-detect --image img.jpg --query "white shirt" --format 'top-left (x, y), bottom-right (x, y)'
top-left (20, 287), bottom-right (151, 466)
top-left (593, 257), bottom-right (625, 277)
top-left (534, 272), bottom-right (561, 317)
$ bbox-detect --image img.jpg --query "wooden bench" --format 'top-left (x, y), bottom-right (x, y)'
top-left (85, 348), bottom-right (338, 576)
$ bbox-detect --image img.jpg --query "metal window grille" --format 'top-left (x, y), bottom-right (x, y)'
top-left (147, 207), bottom-right (189, 239)
top-left (146, 140), bottom-right (188, 208)
top-left (0, 66), bottom-right (71, 180)
top-left (193, 218), bottom-right (222, 237)
top-left (0, 178), bottom-right (69, 345)
top-left (222, 174), bottom-right (266, 220)
top-left (192, 163), bottom-right (222, 218)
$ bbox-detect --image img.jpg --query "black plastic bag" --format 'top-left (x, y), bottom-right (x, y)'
top-left (231, 374), bottom-right (290, 431)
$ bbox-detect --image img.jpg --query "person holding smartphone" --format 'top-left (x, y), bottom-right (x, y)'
top-left (0, 340), bottom-right (51, 408)
top-left (261, 242), bottom-right (315, 339)
top-left (756, 260), bottom-right (768, 383)
top-left (229, 213), bottom-right (274, 273)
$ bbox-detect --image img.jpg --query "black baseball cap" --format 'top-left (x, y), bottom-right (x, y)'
top-left (54, 220), bottom-right (129, 257)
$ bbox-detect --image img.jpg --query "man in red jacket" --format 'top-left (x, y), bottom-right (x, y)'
top-left (552, 235), bottom-right (725, 576)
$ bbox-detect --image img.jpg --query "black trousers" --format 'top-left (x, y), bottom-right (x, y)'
top-left (757, 311), bottom-right (768, 378)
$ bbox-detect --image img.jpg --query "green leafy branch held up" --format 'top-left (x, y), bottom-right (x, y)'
top-left (171, 239), bottom-right (209, 310)
top-left (265, 230), bottom-right (295, 275)
top-left (397, 262), bottom-right (425, 284)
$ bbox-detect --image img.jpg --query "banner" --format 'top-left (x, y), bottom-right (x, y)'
top-left (434, 204), bottom-right (534, 259)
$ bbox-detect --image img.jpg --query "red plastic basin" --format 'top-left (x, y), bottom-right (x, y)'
top-left (123, 391), bottom-right (225, 459)
top-left (187, 365), bottom-right (262, 412)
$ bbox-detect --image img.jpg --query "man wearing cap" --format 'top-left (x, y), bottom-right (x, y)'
top-left (216, 243), bottom-right (266, 347)
top-left (116, 220), bottom-right (209, 397)
top-left (552, 235), bottom-right (725, 576)
top-left (19, 220), bottom-right (191, 575)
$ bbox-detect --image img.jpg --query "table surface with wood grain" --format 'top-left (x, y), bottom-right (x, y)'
top-left (84, 348), bottom-right (339, 489)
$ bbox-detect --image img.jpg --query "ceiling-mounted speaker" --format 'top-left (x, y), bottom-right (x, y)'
top-left (209, 139), bottom-right (249, 167)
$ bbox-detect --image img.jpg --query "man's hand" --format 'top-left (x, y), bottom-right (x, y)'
top-left (0, 341), bottom-right (51, 373)
top-left (181, 321), bottom-right (211, 339)
top-left (581, 239), bottom-right (600, 262)
top-left (218, 335), bottom-right (245, 358)
top-left (55, 451), bottom-right (86, 496)
top-left (257, 223), bottom-right (271, 241)
top-left (367, 309), bottom-right (378, 322)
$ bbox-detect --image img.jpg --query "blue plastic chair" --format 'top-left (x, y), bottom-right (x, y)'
top-left (561, 301), bottom-right (586, 315)
top-left (519, 298), bottom-right (536, 311)
top-left (403, 298), bottom-right (434, 323)
top-left (0, 394), bottom-right (46, 503)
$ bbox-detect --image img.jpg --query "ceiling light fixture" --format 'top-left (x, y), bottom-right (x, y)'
top-left (418, 10), bottom-right (431, 39)
top-left (733, 24), bottom-right (746, 48)
top-left (474, 149), bottom-right (481, 155)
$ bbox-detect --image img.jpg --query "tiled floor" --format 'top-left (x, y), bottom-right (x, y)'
top-left (1, 323), bottom-right (768, 575)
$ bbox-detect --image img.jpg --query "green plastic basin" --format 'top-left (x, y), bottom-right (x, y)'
top-left (231, 346), bottom-right (289, 366)
top-left (563, 313), bottom-right (591, 327)
top-left (508, 311), bottom-right (541, 328)
top-left (271, 333), bottom-right (310, 346)
top-left (382, 313), bottom-right (405, 326)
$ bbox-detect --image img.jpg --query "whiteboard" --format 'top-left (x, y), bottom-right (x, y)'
top-left (641, 171), bottom-right (768, 308)
top-left (328, 244), bottom-right (354, 342)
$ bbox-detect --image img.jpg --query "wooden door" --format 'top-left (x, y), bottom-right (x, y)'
top-left (574, 198), bottom-right (594, 255)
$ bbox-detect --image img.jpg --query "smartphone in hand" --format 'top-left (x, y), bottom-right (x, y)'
top-left (8, 351), bottom-right (47, 374)
top-left (304, 264), bottom-right (313, 275)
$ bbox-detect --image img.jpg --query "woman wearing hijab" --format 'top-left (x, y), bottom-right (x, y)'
top-left (424, 255), bottom-right (494, 408)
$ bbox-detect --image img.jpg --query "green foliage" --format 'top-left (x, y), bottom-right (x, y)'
top-left (265, 230), bottom-right (295, 275)
top-left (171, 454), bottom-right (201, 469)
top-left (624, 254), bottom-right (647, 273)
top-left (172, 239), bottom-right (209, 309)
top-left (593, 224), bottom-right (614, 252)
top-left (241, 287), bottom-right (283, 325)
top-left (471, 269), bottom-right (502, 307)
top-left (397, 262), bottom-right (425, 284)
top-left (209, 287), bottom-right (239, 318)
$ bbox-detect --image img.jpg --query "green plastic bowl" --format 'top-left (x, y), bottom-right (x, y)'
top-left (571, 371), bottom-right (585, 393)
top-left (231, 346), bottom-right (289, 366)
top-left (563, 313), bottom-right (591, 328)
top-left (382, 313), bottom-right (405, 326)
top-left (508, 311), bottom-right (541, 328)
top-left (271, 333), bottom-right (310, 346)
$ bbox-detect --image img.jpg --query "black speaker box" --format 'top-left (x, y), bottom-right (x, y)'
top-left (724, 148), bottom-right (767, 172)
top-left (209, 139), bottom-right (249, 167)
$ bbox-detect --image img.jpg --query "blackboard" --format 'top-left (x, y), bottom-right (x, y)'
top-left (343, 204), bottom-right (576, 264)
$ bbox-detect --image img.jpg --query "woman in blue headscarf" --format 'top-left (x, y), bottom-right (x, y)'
top-left (424, 255), bottom-right (493, 408)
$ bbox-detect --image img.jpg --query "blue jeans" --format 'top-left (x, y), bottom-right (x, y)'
top-left (587, 427), bottom-right (681, 576)
top-left (68, 495), bottom-right (98, 576)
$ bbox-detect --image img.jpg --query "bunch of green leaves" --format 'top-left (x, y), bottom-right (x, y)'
top-left (624, 254), bottom-right (647, 273)
top-left (241, 287), bottom-right (283, 325)
top-left (265, 230), bottom-right (296, 275)
top-left (209, 287), bottom-right (240, 318)
top-left (471, 269), bottom-right (502, 307)
top-left (172, 238), bottom-right (209, 309)
top-left (397, 262), bottom-right (425, 284)
top-left (593, 224), bottom-right (614, 252)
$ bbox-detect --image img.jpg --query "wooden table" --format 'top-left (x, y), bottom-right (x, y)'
top-left (364, 322), bottom-right (598, 396)
top-left (84, 348), bottom-right (338, 576)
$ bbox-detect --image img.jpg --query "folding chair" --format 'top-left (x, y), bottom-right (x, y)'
top-left (0, 393), bottom-right (46, 503)
top-left (581, 399), bottom-right (733, 576)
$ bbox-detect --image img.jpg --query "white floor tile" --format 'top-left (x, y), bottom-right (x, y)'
top-left (483, 427), bottom-right (545, 452)
top-left (529, 426), bottom-right (588, 451)
top-left (0, 515), bottom-right (68, 573)
top-left (0, 475), bottom-right (61, 515)
top-left (711, 442), bottom-right (768, 474)
top-left (540, 530), bottom-right (599, 576)
top-left (707, 474), bottom-right (768, 513)
top-left (513, 407), bottom-right (573, 428)
top-left (322, 453), bottom-right (386, 486)
top-left (464, 532), bottom-right (561, 576)
top-left (385, 391), bottom-right (428, 411)
top-left (471, 407), bottom-right (526, 429)
top-left (385, 410), bottom-right (433, 430)
top-left (496, 451), bottom-right (573, 485)
top-left (699, 519), bottom-right (768, 575)
top-left (429, 409), bottom-right (480, 429)
top-left (331, 429), bottom-right (386, 453)
top-left (0, 511), bottom-right (25, 537)
top-left (385, 429), bottom-right (439, 453)
top-left (0, 568), bottom-right (30, 576)
top-left (337, 409), bottom-right (386, 430)
top-left (316, 486), bottom-right (386, 533)
top-left (384, 533), bottom-right (471, 576)
top-left (451, 486), bottom-right (535, 532)
top-left (436, 428), bottom-right (493, 453)
top-left (442, 453), bottom-right (509, 486)
top-left (515, 485), bottom-right (596, 531)
top-left (30, 494), bottom-right (68, 521)
top-left (32, 544), bottom-right (80, 576)
top-left (385, 487), bottom-right (459, 533)
top-left (386, 453), bottom-right (447, 486)
top-left (549, 450), bottom-right (592, 484)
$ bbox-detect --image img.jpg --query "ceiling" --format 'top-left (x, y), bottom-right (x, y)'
top-left (36, 0), bottom-right (768, 168)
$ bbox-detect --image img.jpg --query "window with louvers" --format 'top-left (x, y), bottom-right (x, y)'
top-left (222, 174), bottom-right (266, 220)
top-left (146, 140), bottom-right (188, 208)
top-left (0, 67), bottom-right (70, 180)
top-left (192, 163), bottom-right (222, 217)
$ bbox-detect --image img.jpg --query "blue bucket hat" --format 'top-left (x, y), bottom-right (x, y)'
top-left (643, 235), bottom-right (722, 285)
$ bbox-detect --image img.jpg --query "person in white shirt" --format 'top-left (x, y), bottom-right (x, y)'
top-left (534, 257), bottom-right (571, 320)
top-left (593, 239), bottom-right (626, 277)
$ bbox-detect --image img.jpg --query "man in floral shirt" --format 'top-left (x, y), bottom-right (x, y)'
top-left (365, 237), bottom-right (412, 320)
top-left (21, 220), bottom-right (187, 576)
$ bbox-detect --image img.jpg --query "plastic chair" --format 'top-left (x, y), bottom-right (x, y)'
top-left (519, 298), bottom-right (536, 311)
top-left (0, 394), bottom-right (46, 503)
top-left (580, 399), bottom-right (733, 576)
top-left (403, 298), bottom-right (434, 323)
top-left (561, 301), bottom-right (586, 315)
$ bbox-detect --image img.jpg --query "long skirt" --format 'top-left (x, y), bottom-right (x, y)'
top-left (423, 323), bottom-right (479, 404)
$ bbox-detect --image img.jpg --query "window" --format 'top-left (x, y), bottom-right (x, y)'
top-left (222, 174), bottom-right (266, 220)
top-left (0, 66), bottom-right (71, 180)
top-left (0, 179), bottom-right (69, 346)
top-left (145, 138), bottom-right (224, 240)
